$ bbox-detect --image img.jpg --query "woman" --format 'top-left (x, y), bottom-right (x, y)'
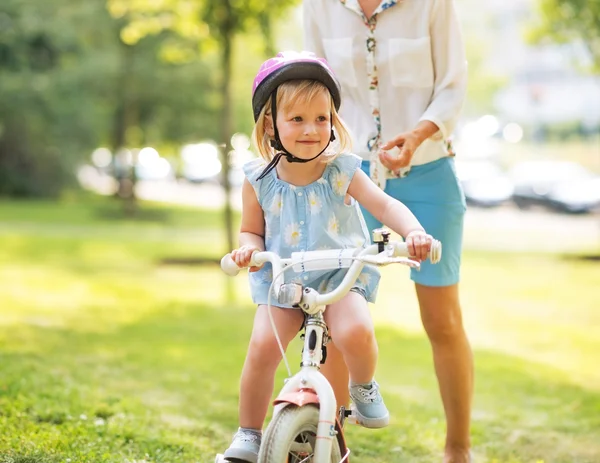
top-left (303, 1), bottom-right (473, 462)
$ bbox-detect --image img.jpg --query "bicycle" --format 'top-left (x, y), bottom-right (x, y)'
top-left (215, 228), bottom-right (442, 463)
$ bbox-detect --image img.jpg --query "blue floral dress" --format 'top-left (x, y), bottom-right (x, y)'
top-left (243, 153), bottom-right (380, 307)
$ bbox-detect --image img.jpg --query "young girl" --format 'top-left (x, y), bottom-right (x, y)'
top-left (223, 51), bottom-right (434, 463)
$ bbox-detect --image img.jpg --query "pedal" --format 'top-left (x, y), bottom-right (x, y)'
top-left (344, 405), bottom-right (358, 425)
top-left (344, 413), bottom-right (358, 425)
top-left (338, 406), bottom-right (357, 427)
top-left (214, 454), bottom-right (227, 463)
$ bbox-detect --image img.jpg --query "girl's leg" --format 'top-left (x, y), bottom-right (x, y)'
top-left (324, 291), bottom-right (377, 383)
top-left (324, 291), bottom-right (388, 428)
top-left (416, 283), bottom-right (472, 463)
top-left (239, 304), bottom-right (305, 429)
top-left (319, 342), bottom-right (350, 409)
top-left (225, 305), bottom-right (304, 462)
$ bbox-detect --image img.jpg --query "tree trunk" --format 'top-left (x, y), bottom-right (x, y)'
top-left (219, 0), bottom-right (235, 252)
top-left (112, 40), bottom-right (137, 217)
top-left (259, 12), bottom-right (276, 57)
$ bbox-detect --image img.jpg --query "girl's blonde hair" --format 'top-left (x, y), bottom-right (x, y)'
top-left (251, 80), bottom-right (352, 163)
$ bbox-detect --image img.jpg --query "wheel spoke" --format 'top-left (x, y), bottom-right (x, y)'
top-left (289, 431), bottom-right (315, 462)
top-left (289, 442), bottom-right (312, 453)
top-left (260, 405), bottom-right (342, 463)
top-left (296, 455), bottom-right (313, 463)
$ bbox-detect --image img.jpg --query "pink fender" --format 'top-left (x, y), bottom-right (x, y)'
top-left (273, 388), bottom-right (320, 407)
top-left (272, 388), bottom-right (350, 461)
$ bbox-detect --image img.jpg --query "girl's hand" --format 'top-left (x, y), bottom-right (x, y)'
top-left (405, 230), bottom-right (433, 262)
top-left (231, 245), bottom-right (263, 272)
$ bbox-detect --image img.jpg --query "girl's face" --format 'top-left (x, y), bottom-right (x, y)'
top-left (268, 90), bottom-right (332, 160)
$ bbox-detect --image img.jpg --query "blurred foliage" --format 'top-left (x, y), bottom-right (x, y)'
top-left (463, 32), bottom-right (509, 116)
top-left (530, 0), bottom-right (600, 71)
top-left (103, 0), bottom-right (298, 241)
top-left (0, 0), bottom-right (299, 198)
top-left (103, 0), bottom-right (299, 149)
top-left (0, 1), bottom-right (108, 196)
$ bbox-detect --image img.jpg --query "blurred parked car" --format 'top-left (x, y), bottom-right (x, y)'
top-left (181, 143), bottom-right (222, 183)
top-left (135, 148), bottom-right (174, 181)
top-left (227, 165), bottom-right (245, 187)
top-left (509, 160), bottom-right (600, 214)
top-left (454, 160), bottom-right (514, 207)
top-left (180, 142), bottom-right (251, 187)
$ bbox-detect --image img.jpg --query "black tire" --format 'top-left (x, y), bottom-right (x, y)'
top-left (258, 405), bottom-right (343, 463)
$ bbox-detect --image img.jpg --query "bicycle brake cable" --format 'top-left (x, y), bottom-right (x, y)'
top-left (266, 256), bottom-right (366, 379)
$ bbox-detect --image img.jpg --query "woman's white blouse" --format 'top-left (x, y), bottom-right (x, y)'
top-left (303, 0), bottom-right (468, 185)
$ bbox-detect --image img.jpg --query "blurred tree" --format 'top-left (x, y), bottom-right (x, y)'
top-left (108, 0), bottom-right (299, 249)
top-left (463, 32), bottom-right (509, 116)
top-left (0, 0), bottom-right (221, 198)
top-left (530, 0), bottom-right (600, 71)
top-left (104, 16), bottom-right (219, 216)
top-left (205, 0), bottom-right (299, 251)
top-left (0, 0), bottom-right (109, 196)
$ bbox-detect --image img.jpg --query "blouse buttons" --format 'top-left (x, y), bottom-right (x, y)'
top-left (300, 221), bottom-right (305, 225)
top-left (297, 192), bottom-right (303, 197)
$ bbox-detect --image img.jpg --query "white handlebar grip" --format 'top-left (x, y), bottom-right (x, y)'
top-left (220, 253), bottom-right (241, 276)
top-left (429, 240), bottom-right (442, 264)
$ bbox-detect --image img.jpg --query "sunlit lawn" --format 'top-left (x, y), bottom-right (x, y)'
top-left (0, 196), bottom-right (599, 463)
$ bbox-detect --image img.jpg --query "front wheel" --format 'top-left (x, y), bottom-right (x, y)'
top-left (258, 405), bottom-right (343, 463)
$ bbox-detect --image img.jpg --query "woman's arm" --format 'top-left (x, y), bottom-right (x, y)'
top-left (419, 0), bottom-right (468, 140)
top-left (380, 0), bottom-right (468, 171)
top-left (380, 120), bottom-right (441, 170)
top-left (347, 169), bottom-right (424, 238)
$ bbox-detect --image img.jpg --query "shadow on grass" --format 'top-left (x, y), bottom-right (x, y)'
top-left (1, 303), bottom-right (599, 462)
top-left (159, 257), bottom-right (221, 266)
top-left (563, 253), bottom-right (600, 262)
top-left (0, 455), bottom-right (58, 463)
top-left (93, 204), bottom-right (174, 223)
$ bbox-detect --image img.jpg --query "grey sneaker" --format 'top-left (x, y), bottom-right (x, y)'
top-left (223, 429), bottom-right (261, 463)
top-left (349, 380), bottom-right (390, 428)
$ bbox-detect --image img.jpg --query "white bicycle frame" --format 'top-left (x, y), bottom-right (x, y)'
top-left (220, 229), bottom-right (441, 462)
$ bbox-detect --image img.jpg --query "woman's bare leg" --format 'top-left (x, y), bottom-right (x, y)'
top-left (416, 283), bottom-right (472, 463)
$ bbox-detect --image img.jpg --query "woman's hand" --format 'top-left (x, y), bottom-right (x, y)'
top-left (231, 245), bottom-right (263, 272)
top-left (405, 230), bottom-right (434, 262)
top-left (378, 121), bottom-right (440, 173)
top-left (378, 131), bottom-right (422, 173)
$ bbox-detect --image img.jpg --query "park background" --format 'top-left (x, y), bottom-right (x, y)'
top-left (0, 0), bottom-right (599, 462)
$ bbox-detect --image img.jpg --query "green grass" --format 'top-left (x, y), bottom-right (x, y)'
top-left (0, 196), bottom-right (599, 462)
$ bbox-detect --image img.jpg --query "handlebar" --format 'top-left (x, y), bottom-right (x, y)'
top-left (220, 251), bottom-right (278, 277)
top-left (220, 239), bottom-right (441, 276)
top-left (220, 239), bottom-right (441, 311)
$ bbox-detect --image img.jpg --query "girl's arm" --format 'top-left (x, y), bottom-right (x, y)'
top-left (348, 170), bottom-right (432, 259)
top-left (347, 169), bottom-right (424, 238)
top-left (232, 178), bottom-right (265, 269)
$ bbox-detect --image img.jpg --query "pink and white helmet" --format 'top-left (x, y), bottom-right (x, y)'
top-left (251, 51), bottom-right (341, 121)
